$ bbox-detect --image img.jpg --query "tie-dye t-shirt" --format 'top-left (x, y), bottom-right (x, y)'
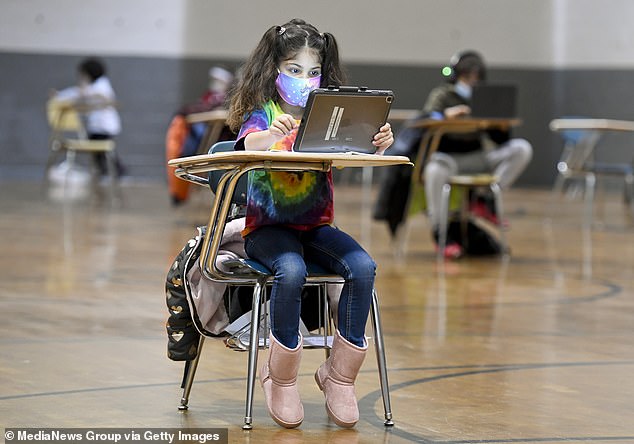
top-left (237, 100), bottom-right (334, 236)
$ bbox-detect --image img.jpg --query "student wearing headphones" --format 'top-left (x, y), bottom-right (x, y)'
top-left (422, 50), bottom-right (532, 259)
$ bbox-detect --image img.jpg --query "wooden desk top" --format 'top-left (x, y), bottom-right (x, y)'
top-left (388, 109), bottom-right (420, 122)
top-left (550, 118), bottom-right (634, 132)
top-left (408, 117), bottom-right (522, 130)
top-left (185, 109), bottom-right (228, 124)
top-left (168, 150), bottom-right (412, 174)
top-left (185, 108), bottom-right (420, 125)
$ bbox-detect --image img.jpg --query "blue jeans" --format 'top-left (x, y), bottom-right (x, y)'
top-left (244, 225), bottom-right (376, 349)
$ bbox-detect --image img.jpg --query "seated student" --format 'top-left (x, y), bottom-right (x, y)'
top-left (423, 50), bottom-right (532, 259)
top-left (179, 66), bottom-right (235, 157)
top-left (226, 19), bottom-right (393, 429)
top-left (183, 66), bottom-right (234, 114)
top-left (165, 66), bottom-right (236, 205)
top-left (51, 57), bottom-right (125, 177)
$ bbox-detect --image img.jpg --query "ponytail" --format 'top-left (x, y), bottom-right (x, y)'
top-left (321, 32), bottom-right (346, 87)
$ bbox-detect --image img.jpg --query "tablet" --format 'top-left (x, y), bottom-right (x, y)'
top-left (470, 84), bottom-right (518, 119)
top-left (292, 86), bottom-right (394, 154)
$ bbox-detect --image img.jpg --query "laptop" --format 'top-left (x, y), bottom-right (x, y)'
top-left (470, 84), bottom-right (517, 119)
top-left (292, 87), bottom-right (394, 154)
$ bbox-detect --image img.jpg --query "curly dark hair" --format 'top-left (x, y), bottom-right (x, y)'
top-left (227, 18), bottom-right (346, 132)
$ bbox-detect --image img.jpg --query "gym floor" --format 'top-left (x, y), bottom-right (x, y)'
top-left (1, 180), bottom-right (634, 444)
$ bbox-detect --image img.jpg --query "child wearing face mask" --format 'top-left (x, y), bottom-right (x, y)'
top-left (226, 18), bottom-right (393, 429)
top-left (422, 50), bottom-right (532, 259)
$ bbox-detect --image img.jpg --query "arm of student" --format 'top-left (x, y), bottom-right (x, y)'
top-left (243, 130), bottom-right (277, 151)
top-left (423, 85), bottom-right (470, 120)
top-left (444, 104), bottom-right (471, 119)
top-left (52, 86), bottom-right (81, 103)
top-left (244, 113), bottom-right (298, 151)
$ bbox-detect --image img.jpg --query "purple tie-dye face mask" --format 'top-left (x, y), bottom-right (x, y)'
top-left (275, 71), bottom-right (321, 107)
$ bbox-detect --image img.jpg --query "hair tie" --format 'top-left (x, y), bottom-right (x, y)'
top-left (277, 26), bottom-right (286, 35)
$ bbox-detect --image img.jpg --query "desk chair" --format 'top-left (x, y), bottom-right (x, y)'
top-left (407, 122), bottom-right (507, 260)
top-left (437, 174), bottom-right (505, 259)
top-left (185, 109), bottom-right (230, 156)
top-left (166, 110), bottom-right (231, 204)
top-left (175, 141), bottom-right (393, 430)
top-left (45, 99), bottom-right (120, 197)
top-left (550, 119), bottom-right (634, 226)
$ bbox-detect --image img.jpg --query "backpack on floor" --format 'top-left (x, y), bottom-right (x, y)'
top-left (447, 218), bottom-right (503, 256)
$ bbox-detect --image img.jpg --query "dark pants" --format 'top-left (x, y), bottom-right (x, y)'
top-left (89, 133), bottom-right (125, 176)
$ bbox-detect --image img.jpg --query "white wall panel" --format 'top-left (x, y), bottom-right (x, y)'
top-left (0, 0), bottom-right (188, 56)
top-left (551, 0), bottom-right (634, 67)
top-left (1, 0), bottom-right (634, 67)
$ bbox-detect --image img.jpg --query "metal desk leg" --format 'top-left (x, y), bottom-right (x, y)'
top-left (179, 336), bottom-right (205, 410)
top-left (243, 278), bottom-right (265, 430)
top-left (370, 289), bottom-right (394, 426)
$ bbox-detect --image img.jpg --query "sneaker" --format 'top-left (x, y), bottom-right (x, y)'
top-left (435, 242), bottom-right (464, 259)
top-left (469, 200), bottom-right (508, 227)
top-left (432, 228), bottom-right (464, 259)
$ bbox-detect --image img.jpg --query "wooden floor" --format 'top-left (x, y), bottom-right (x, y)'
top-left (2, 179), bottom-right (634, 444)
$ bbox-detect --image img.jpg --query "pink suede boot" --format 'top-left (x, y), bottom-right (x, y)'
top-left (259, 333), bottom-right (304, 428)
top-left (314, 330), bottom-right (367, 428)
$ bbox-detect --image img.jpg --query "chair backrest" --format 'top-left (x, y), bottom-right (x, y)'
top-left (208, 141), bottom-right (248, 205)
top-left (47, 98), bottom-right (118, 134)
top-left (47, 100), bottom-right (83, 133)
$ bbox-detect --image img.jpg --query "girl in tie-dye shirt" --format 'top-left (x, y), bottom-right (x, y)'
top-left (236, 99), bottom-right (335, 236)
top-left (226, 19), bottom-right (393, 429)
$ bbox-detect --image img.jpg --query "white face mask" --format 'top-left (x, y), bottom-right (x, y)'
top-left (454, 81), bottom-right (472, 100)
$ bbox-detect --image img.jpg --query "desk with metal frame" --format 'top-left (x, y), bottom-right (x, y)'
top-left (168, 150), bottom-right (411, 429)
top-left (403, 117), bottom-right (522, 258)
top-left (45, 99), bottom-right (121, 198)
top-left (549, 118), bottom-right (634, 226)
top-left (407, 117), bottom-right (522, 184)
top-left (185, 109), bottom-right (230, 155)
top-left (180, 110), bottom-right (417, 245)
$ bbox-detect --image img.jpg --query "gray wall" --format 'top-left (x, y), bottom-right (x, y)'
top-left (3, 51), bottom-right (633, 187)
top-left (0, 52), bottom-right (243, 180)
top-left (2, 0), bottom-right (634, 187)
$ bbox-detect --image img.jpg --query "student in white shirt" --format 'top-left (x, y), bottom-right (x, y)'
top-left (53, 57), bottom-right (125, 176)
